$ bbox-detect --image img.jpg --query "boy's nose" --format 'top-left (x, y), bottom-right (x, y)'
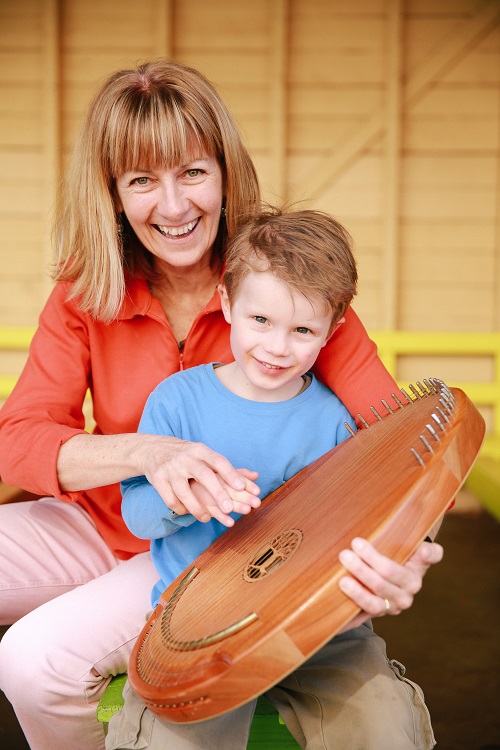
top-left (264, 331), bottom-right (289, 357)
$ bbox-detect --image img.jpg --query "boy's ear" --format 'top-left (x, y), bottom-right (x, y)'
top-left (218, 284), bottom-right (232, 324)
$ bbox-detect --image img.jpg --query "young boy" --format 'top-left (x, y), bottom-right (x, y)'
top-left (107, 209), bottom-right (435, 750)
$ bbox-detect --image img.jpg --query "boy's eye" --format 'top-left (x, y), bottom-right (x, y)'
top-left (296, 327), bottom-right (311, 335)
top-left (254, 316), bottom-right (268, 324)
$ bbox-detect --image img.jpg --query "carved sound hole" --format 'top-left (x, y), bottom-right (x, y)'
top-left (243, 529), bottom-right (303, 582)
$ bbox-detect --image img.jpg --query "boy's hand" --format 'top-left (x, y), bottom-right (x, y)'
top-left (189, 469), bottom-right (261, 526)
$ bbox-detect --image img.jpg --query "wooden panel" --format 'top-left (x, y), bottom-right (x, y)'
top-left (62, 0), bottom-right (161, 47)
top-left (400, 246), bottom-right (495, 284)
top-left (397, 355), bottom-right (495, 384)
top-left (401, 186), bottom-right (496, 219)
top-left (400, 287), bottom-right (495, 331)
top-left (410, 86), bottom-right (499, 116)
top-left (0, 278), bottom-right (48, 325)
top-left (176, 0), bottom-right (269, 49)
top-left (289, 88), bottom-right (382, 117)
top-left (401, 219), bottom-right (496, 249)
top-left (0, 0), bottom-right (498, 379)
top-left (402, 155), bottom-right (497, 185)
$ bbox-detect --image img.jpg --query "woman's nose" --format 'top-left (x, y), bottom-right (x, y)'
top-left (157, 179), bottom-right (188, 218)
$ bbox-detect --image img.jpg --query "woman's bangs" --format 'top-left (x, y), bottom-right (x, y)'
top-left (109, 101), bottom-right (214, 176)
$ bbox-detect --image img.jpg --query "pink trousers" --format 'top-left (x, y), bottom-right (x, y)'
top-left (0, 498), bottom-right (158, 750)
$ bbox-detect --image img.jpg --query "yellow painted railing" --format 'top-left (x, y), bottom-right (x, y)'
top-left (0, 327), bottom-right (35, 399)
top-left (371, 331), bottom-right (500, 460)
top-left (1, 326), bottom-right (499, 516)
top-left (1, 326), bottom-right (500, 459)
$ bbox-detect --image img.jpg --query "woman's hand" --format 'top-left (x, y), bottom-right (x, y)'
top-left (337, 536), bottom-right (444, 632)
top-left (142, 436), bottom-right (261, 526)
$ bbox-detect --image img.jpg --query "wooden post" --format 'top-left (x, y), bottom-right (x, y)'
top-left (268, 0), bottom-right (288, 202)
top-left (153, 0), bottom-right (174, 59)
top-left (41, 0), bottom-right (60, 303)
top-left (382, 0), bottom-right (403, 330)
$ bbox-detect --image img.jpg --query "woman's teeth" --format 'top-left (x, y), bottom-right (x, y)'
top-left (156, 218), bottom-right (199, 237)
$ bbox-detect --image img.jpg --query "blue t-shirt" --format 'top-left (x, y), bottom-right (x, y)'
top-left (121, 364), bottom-right (355, 606)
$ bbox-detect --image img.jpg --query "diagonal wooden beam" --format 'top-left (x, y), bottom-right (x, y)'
top-left (293, 0), bottom-right (500, 200)
top-left (268, 0), bottom-right (288, 202)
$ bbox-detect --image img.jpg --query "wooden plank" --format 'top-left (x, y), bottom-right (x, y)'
top-left (402, 155), bottom-right (497, 185)
top-left (288, 118), bottom-right (362, 153)
top-left (396, 355), bottom-right (494, 383)
top-left (399, 247), bottom-right (495, 284)
top-left (289, 52), bottom-right (384, 84)
top-left (401, 186), bottom-right (496, 219)
top-left (62, 0), bottom-right (160, 47)
top-left (0, 85), bottom-right (43, 113)
top-left (290, 13), bottom-right (385, 48)
top-left (311, 183), bottom-right (381, 218)
top-left (0, 182), bottom-right (44, 213)
top-left (0, 53), bottom-right (44, 83)
top-left (290, 0), bottom-right (385, 14)
top-left (400, 219), bottom-right (495, 248)
top-left (176, 0), bottom-right (268, 49)
top-left (175, 52), bottom-right (269, 86)
top-left (0, 118), bottom-right (43, 146)
top-left (399, 288), bottom-right (495, 331)
top-left (289, 88), bottom-right (381, 117)
top-left (406, 0), bottom-right (479, 14)
top-left (410, 86), bottom-right (499, 116)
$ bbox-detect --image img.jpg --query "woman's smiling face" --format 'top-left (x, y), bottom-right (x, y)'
top-left (115, 154), bottom-right (224, 272)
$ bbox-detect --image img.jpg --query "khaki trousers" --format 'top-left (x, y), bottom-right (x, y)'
top-left (106, 622), bottom-right (436, 750)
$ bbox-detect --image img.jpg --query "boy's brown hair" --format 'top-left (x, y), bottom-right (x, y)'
top-left (223, 207), bottom-right (357, 326)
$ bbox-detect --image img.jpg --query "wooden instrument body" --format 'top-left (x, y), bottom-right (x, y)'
top-left (129, 381), bottom-right (484, 723)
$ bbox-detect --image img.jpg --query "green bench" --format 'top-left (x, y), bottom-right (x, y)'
top-left (97, 673), bottom-right (300, 748)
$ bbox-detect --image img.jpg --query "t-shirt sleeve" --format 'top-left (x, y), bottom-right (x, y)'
top-left (120, 386), bottom-right (198, 540)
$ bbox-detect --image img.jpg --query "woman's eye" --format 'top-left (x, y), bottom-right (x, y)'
top-left (186, 168), bottom-right (202, 178)
top-left (132, 176), bottom-right (149, 186)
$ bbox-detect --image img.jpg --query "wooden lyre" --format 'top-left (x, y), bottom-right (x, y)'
top-left (129, 379), bottom-right (485, 723)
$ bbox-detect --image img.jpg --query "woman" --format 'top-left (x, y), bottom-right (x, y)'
top-left (0, 60), bottom-right (442, 750)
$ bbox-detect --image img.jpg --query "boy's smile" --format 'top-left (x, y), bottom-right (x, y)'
top-left (217, 270), bottom-right (335, 402)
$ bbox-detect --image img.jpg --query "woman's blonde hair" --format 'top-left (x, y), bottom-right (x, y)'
top-left (53, 59), bottom-right (261, 322)
top-left (223, 207), bottom-right (358, 327)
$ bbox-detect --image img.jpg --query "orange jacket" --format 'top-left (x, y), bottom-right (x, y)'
top-left (0, 276), bottom-right (397, 558)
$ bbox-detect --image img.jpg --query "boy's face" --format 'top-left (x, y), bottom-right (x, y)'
top-left (219, 270), bottom-right (339, 401)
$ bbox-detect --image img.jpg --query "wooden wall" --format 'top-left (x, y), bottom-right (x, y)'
top-left (0, 0), bottom-right (499, 363)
